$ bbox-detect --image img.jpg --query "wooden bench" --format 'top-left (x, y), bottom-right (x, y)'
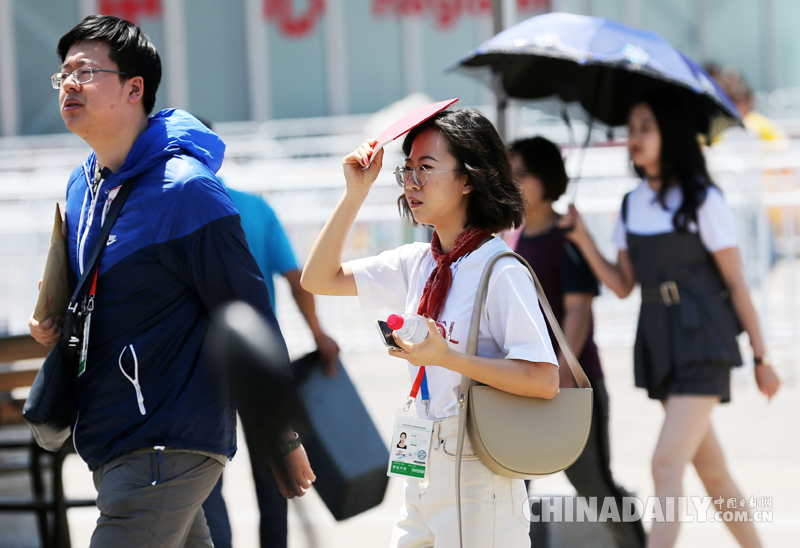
top-left (0, 335), bottom-right (96, 548)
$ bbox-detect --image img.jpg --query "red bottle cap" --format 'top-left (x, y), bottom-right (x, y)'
top-left (386, 314), bottom-right (404, 330)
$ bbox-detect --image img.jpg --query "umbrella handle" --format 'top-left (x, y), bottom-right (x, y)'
top-left (566, 114), bottom-right (595, 204)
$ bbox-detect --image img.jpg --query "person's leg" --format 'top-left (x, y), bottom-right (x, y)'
top-left (564, 379), bottom-right (645, 548)
top-left (202, 474), bottom-right (233, 548)
top-left (428, 418), bottom-right (530, 548)
top-left (185, 505), bottom-right (214, 548)
top-left (647, 396), bottom-right (718, 548)
top-left (388, 477), bottom-right (435, 548)
top-left (90, 451), bottom-right (223, 548)
top-left (692, 426), bottom-right (762, 548)
top-left (243, 422), bottom-right (287, 548)
top-left (525, 478), bottom-right (549, 548)
top-left (252, 464), bottom-right (288, 548)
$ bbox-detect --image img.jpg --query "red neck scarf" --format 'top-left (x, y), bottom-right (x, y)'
top-left (416, 227), bottom-right (492, 320)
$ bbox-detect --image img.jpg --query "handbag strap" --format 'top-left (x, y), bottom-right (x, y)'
top-left (63, 176), bottom-right (138, 336)
top-left (455, 249), bottom-right (592, 548)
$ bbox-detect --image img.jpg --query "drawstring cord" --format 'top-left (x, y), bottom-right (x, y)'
top-left (119, 345), bottom-right (146, 415)
top-left (150, 446), bottom-right (165, 485)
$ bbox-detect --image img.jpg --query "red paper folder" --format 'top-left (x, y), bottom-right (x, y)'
top-left (365, 97), bottom-right (459, 167)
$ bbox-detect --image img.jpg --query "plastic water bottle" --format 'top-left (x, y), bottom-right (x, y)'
top-left (386, 313), bottom-right (428, 344)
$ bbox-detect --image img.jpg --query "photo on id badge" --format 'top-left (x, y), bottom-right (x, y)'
top-left (387, 412), bottom-right (433, 480)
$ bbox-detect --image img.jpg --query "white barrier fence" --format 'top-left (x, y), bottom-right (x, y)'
top-left (0, 127), bottom-right (797, 382)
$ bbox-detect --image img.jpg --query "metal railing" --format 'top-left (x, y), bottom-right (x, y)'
top-left (0, 117), bottom-right (797, 383)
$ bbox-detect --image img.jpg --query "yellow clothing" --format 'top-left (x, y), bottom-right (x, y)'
top-left (743, 111), bottom-right (788, 141)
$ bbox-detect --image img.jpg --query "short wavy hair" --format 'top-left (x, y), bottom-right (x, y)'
top-left (510, 136), bottom-right (569, 202)
top-left (398, 108), bottom-right (524, 233)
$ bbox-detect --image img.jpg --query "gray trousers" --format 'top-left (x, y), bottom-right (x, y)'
top-left (90, 451), bottom-right (223, 548)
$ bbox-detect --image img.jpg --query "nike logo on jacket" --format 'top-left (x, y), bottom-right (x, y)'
top-left (64, 109), bottom-right (288, 470)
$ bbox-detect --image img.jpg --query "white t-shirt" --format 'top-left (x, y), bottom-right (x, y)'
top-left (348, 237), bottom-right (557, 420)
top-left (611, 181), bottom-right (738, 253)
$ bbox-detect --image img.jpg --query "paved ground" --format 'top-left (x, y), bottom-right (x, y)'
top-left (0, 345), bottom-right (787, 548)
top-left (2, 266), bottom-right (798, 548)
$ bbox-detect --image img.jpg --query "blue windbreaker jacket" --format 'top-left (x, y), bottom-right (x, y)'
top-left (65, 109), bottom-right (287, 470)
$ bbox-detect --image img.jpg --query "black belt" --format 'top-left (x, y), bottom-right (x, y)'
top-left (641, 281), bottom-right (730, 306)
top-left (641, 281), bottom-right (681, 306)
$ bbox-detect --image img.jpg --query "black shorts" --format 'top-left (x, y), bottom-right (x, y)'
top-left (647, 362), bottom-right (732, 404)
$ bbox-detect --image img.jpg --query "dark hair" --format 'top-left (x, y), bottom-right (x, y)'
top-left (398, 108), bottom-right (524, 233)
top-left (726, 80), bottom-right (753, 105)
top-left (631, 89), bottom-right (715, 231)
top-left (57, 15), bottom-right (161, 115)
top-left (509, 137), bottom-right (569, 201)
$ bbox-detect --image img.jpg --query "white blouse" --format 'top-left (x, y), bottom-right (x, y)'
top-left (347, 237), bottom-right (557, 420)
top-left (612, 181), bottom-right (738, 253)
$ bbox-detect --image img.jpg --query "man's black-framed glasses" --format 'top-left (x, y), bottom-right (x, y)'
top-left (394, 165), bottom-right (462, 188)
top-left (51, 67), bottom-right (129, 89)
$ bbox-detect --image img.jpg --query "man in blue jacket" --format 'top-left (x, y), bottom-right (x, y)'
top-left (29, 15), bottom-right (315, 547)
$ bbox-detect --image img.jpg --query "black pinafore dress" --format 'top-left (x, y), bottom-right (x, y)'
top-left (622, 195), bottom-right (743, 403)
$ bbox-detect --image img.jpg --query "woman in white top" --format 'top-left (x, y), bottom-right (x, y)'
top-left (561, 90), bottom-right (781, 548)
top-left (302, 108), bottom-right (559, 548)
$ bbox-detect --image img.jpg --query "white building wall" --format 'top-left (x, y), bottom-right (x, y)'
top-left (5, 0), bottom-right (795, 136)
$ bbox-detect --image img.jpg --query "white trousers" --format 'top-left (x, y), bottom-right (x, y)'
top-left (389, 416), bottom-right (531, 548)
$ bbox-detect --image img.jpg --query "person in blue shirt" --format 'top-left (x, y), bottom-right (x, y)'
top-left (29, 16), bottom-right (315, 548)
top-left (226, 187), bottom-right (340, 372)
top-left (203, 186), bottom-right (339, 548)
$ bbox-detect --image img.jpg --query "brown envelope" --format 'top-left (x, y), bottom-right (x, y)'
top-left (33, 203), bottom-right (70, 321)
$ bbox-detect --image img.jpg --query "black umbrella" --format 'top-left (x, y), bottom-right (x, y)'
top-left (449, 12), bottom-right (741, 139)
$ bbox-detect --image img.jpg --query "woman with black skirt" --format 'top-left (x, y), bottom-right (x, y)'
top-left (560, 89), bottom-right (780, 548)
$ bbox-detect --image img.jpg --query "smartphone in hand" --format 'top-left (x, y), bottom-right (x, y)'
top-left (376, 320), bottom-right (403, 350)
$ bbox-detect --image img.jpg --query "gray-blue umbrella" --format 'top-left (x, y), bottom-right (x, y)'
top-left (450, 12), bottom-right (741, 139)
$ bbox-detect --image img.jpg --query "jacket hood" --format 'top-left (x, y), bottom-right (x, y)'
top-left (83, 109), bottom-right (226, 181)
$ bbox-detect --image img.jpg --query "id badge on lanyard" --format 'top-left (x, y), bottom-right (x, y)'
top-left (77, 270), bottom-right (98, 377)
top-left (387, 366), bottom-right (433, 479)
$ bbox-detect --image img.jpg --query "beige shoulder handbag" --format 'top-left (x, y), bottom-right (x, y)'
top-left (455, 250), bottom-right (593, 546)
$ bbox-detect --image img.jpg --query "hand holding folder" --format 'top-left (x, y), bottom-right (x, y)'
top-left (33, 204), bottom-right (70, 322)
top-left (363, 97), bottom-right (458, 168)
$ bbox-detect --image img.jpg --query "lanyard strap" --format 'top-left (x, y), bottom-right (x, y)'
top-left (403, 367), bottom-right (430, 414)
top-left (62, 175), bottom-right (139, 354)
top-left (89, 269), bottom-right (98, 297)
top-left (85, 269), bottom-right (99, 313)
top-left (68, 175), bottom-right (138, 309)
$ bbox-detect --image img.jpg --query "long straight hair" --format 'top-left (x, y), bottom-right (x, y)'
top-left (632, 89), bottom-right (716, 231)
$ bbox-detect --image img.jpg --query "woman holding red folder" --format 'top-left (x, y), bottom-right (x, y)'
top-left (302, 108), bottom-right (558, 548)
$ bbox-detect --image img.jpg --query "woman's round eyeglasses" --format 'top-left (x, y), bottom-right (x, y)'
top-left (394, 165), bottom-right (462, 188)
top-left (51, 67), bottom-right (129, 89)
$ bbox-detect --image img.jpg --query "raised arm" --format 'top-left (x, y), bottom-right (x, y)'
top-left (713, 247), bottom-right (780, 400)
top-left (284, 268), bottom-right (340, 375)
top-left (300, 141), bottom-right (384, 296)
top-left (557, 293), bottom-right (594, 388)
top-left (559, 204), bottom-right (637, 298)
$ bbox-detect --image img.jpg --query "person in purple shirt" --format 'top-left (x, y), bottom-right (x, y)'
top-left (506, 137), bottom-right (645, 548)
